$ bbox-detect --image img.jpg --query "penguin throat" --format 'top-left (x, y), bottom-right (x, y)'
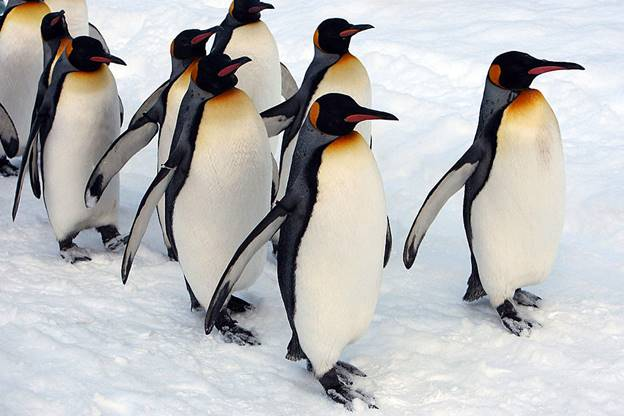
top-left (477, 78), bottom-right (518, 130)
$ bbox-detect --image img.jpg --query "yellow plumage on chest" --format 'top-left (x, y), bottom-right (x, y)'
top-left (2, 2), bottom-right (50, 29)
top-left (65, 66), bottom-right (114, 92)
top-left (325, 53), bottom-right (368, 85)
top-left (323, 132), bottom-right (369, 159)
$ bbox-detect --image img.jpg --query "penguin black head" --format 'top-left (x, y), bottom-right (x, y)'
top-left (488, 51), bottom-right (585, 91)
top-left (170, 27), bottom-right (222, 60)
top-left (309, 93), bottom-right (398, 137)
top-left (314, 18), bottom-right (374, 55)
top-left (229, 0), bottom-right (274, 24)
top-left (68, 36), bottom-right (126, 72)
top-left (41, 10), bottom-right (69, 41)
top-left (194, 53), bottom-right (252, 95)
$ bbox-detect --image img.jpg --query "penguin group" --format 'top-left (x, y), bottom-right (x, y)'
top-left (0, 0), bottom-right (585, 410)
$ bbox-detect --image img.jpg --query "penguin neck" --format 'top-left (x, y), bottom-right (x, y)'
top-left (43, 37), bottom-right (62, 66)
top-left (299, 47), bottom-right (341, 94)
top-left (221, 13), bottom-right (247, 30)
top-left (170, 57), bottom-right (195, 80)
top-left (477, 78), bottom-right (519, 131)
top-left (288, 119), bottom-right (337, 190)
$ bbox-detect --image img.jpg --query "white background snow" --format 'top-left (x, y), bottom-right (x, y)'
top-left (1, 0), bottom-right (623, 414)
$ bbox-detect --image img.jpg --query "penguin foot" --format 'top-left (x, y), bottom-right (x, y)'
top-left (227, 296), bottom-right (254, 314)
top-left (319, 367), bottom-right (378, 411)
top-left (497, 300), bottom-right (541, 337)
top-left (60, 244), bottom-right (92, 264)
top-left (0, 157), bottom-right (18, 177)
top-left (98, 226), bottom-right (128, 252)
top-left (514, 289), bottom-right (542, 308)
top-left (215, 311), bottom-right (260, 346)
top-left (336, 361), bottom-right (367, 378)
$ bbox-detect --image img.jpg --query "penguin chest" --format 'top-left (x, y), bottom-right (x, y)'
top-left (0, 2), bottom-right (49, 154)
top-left (158, 69), bottom-right (193, 165)
top-left (45, 0), bottom-right (89, 36)
top-left (43, 68), bottom-right (121, 239)
top-left (172, 89), bottom-right (272, 307)
top-left (294, 133), bottom-right (386, 363)
top-left (471, 90), bottom-right (565, 296)
top-left (225, 22), bottom-right (281, 112)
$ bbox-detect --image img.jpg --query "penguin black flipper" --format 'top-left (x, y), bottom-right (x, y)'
top-left (403, 146), bottom-right (482, 268)
top-left (384, 217), bottom-right (392, 268)
top-left (88, 23), bottom-right (109, 54)
top-left (13, 55), bottom-right (77, 219)
top-left (280, 62), bottom-right (298, 100)
top-left (128, 80), bottom-right (169, 128)
top-left (205, 198), bottom-right (297, 335)
top-left (121, 161), bottom-right (178, 284)
top-left (260, 97), bottom-right (299, 137)
top-left (85, 105), bottom-right (162, 208)
top-left (118, 95), bottom-right (124, 127)
top-left (0, 101), bottom-right (19, 158)
top-left (28, 134), bottom-right (41, 199)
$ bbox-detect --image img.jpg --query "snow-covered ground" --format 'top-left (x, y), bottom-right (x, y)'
top-left (1, 0), bottom-right (624, 414)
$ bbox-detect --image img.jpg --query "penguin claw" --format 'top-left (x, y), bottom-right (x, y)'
top-left (320, 367), bottom-right (378, 411)
top-left (104, 234), bottom-right (129, 252)
top-left (336, 361), bottom-right (367, 378)
top-left (0, 157), bottom-right (18, 177)
top-left (215, 311), bottom-right (260, 346)
top-left (497, 299), bottom-right (541, 337)
top-left (60, 246), bottom-right (92, 264)
top-left (514, 289), bottom-right (542, 308)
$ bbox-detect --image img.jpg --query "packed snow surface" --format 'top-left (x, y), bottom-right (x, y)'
top-left (1, 0), bottom-right (623, 414)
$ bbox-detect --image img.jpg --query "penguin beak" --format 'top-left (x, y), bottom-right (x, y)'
top-left (528, 59), bottom-right (585, 75)
top-left (345, 106), bottom-right (398, 123)
top-left (248, 2), bottom-right (274, 14)
top-left (191, 26), bottom-right (223, 45)
top-left (50, 10), bottom-right (65, 26)
top-left (217, 56), bottom-right (252, 77)
top-left (90, 54), bottom-right (127, 66)
top-left (339, 24), bottom-right (375, 38)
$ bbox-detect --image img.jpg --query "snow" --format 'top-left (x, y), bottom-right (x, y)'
top-left (1, 0), bottom-right (624, 414)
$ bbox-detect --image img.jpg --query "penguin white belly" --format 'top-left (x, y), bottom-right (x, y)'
top-left (172, 89), bottom-right (272, 307)
top-left (225, 21), bottom-right (282, 158)
top-left (278, 54), bottom-right (371, 201)
top-left (294, 132), bottom-right (385, 375)
top-left (43, 68), bottom-right (121, 241)
top-left (156, 70), bottom-right (192, 238)
top-left (0, 3), bottom-right (49, 156)
top-left (45, 0), bottom-right (89, 36)
top-left (471, 90), bottom-right (565, 306)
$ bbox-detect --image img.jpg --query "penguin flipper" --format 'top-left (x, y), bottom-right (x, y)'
top-left (261, 98), bottom-right (299, 137)
top-left (118, 95), bottom-right (124, 127)
top-left (205, 200), bottom-right (294, 335)
top-left (271, 155), bottom-right (279, 203)
top-left (85, 120), bottom-right (159, 208)
top-left (280, 62), bottom-right (299, 100)
top-left (129, 81), bottom-right (168, 128)
top-left (122, 164), bottom-right (177, 284)
top-left (384, 217), bottom-right (392, 268)
top-left (403, 147), bottom-right (481, 269)
top-left (0, 101), bottom-right (19, 158)
top-left (88, 23), bottom-right (110, 54)
top-left (29, 134), bottom-right (41, 199)
top-left (12, 114), bottom-right (42, 220)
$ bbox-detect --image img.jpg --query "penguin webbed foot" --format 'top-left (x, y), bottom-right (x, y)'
top-left (59, 240), bottom-right (92, 264)
top-left (497, 300), bottom-right (541, 337)
top-left (0, 156), bottom-right (18, 177)
top-left (336, 361), bottom-right (367, 378)
top-left (215, 310), bottom-right (260, 346)
top-left (226, 295), bottom-right (254, 314)
top-left (513, 288), bottom-right (542, 308)
top-left (97, 226), bottom-right (128, 252)
top-left (319, 367), bottom-right (378, 411)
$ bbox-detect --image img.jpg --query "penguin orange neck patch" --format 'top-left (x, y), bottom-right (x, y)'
top-left (309, 102), bottom-right (320, 128)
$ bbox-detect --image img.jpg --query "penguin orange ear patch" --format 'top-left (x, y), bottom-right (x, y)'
top-left (309, 102), bottom-right (320, 128)
top-left (313, 30), bottom-right (321, 49)
top-left (488, 64), bottom-right (502, 87)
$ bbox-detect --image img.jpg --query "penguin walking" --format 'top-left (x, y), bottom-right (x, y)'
top-left (85, 27), bottom-right (221, 260)
top-left (12, 36), bottom-right (127, 263)
top-left (205, 93), bottom-right (397, 409)
top-left (213, 0), bottom-right (299, 160)
top-left (403, 51), bottom-right (584, 336)
top-left (0, 0), bottom-right (50, 176)
top-left (121, 53), bottom-right (273, 344)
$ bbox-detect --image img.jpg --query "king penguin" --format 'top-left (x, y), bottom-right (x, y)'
top-left (121, 53), bottom-right (273, 344)
top-left (12, 36), bottom-right (127, 263)
top-left (45, 0), bottom-right (108, 47)
top-left (0, 0), bottom-right (50, 176)
top-left (204, 93), bottom-right (397, 409)
top-left (212, 0), bottom-right (299, 162)
top-left (85, 27), bottom-right (220, 259)
top-left (403, 51), bottom-right (584, 336)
